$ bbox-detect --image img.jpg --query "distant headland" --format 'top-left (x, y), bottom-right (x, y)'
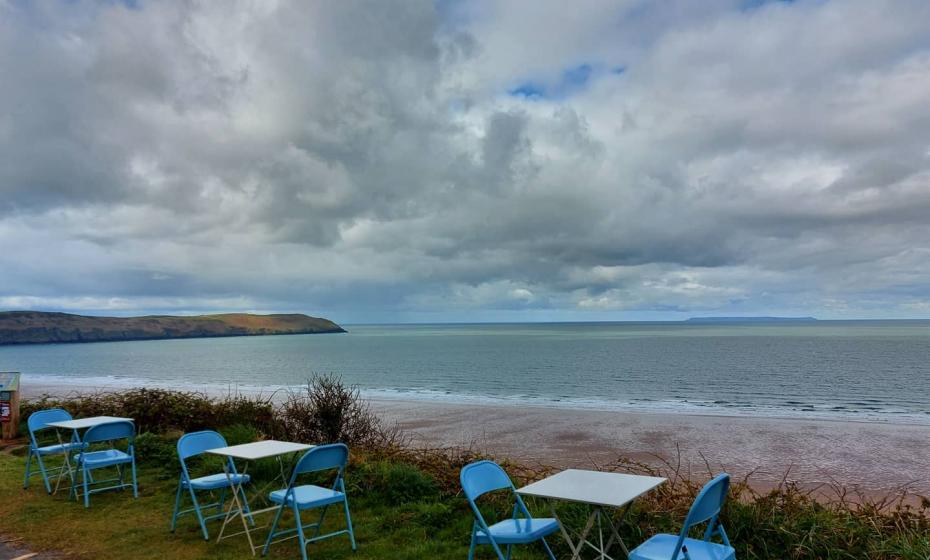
top-left (685, 316), bottom-right (818, 323)
top-left (0, 311), bottom-right (346, 345)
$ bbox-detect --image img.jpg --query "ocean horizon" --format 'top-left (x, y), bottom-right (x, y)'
top-left (3, 319), bottom-right (929, 425)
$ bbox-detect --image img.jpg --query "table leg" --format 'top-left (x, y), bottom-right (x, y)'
top-left (551, 500), bottom-right (601, 560)
top-left (217, 460), bottom-right (255, 554)
top-left (601, 501), bottom-right (634, 559)
top-left (53, 428), bottom-right (78, 496)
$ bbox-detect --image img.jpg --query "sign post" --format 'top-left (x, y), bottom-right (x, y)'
top-left (0, 372), bottom-right (21, 441)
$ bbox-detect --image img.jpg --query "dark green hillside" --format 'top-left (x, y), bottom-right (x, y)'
top-left (0, 311), bottom-right (345, 345)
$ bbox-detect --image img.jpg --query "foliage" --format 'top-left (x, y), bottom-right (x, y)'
top-left (218, 423), bottom-right (260, 447)
top-left (277, 374), bottom-right (401, 447)
top-left (21, 388), bottom-right (277, 436)
top-left (351, 461), bottom-right (440, 504)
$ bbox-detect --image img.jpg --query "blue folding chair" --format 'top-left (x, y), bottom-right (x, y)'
top-left (262, 443), bottom-right (356, 560)
top-left (70, 420), bottom-right (138, 508)
top-left (629, 473), bottom-right (735, 560)
top-left (23, 408), bottom-right (83, 494)
top-left (460, 460), bottom-right (558, 560)
top-left (171, 430), bottom-right (253, 540)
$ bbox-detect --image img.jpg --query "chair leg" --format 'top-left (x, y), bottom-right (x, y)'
top-left (35, 453), bottom-right (52, 494)
top-left (293, 504), bottom-right (308, 560)
top-left (540, 537), bottom-right (557, 560)
top-left (343, 498), bottom-right (357, 551)
top-left (82, 466), bottom-right (91, 508)
top-left (488, 537), bottom-right (508, 560)
top-left (130, 455), bottom-right (138, 498)
top-left (170, 480), bottom-right (183, 533)
top-left (187, 486), bottom-right (210, 541)
top-left (262, 503), bottom-right (286, 557)
top-left (506, 544), bottom-right (512, 560)
top-left (312, 505), bottom-right (329, 538)
top-left (23, 448), bottom-right (33, 489)
top-left (468, 526), bottom-right (477, 560)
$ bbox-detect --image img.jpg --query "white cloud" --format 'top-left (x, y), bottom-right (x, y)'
top-left (1, 0), bottom-right (929, 320)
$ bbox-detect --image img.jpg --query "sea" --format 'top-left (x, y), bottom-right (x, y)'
top-left (2, 321), bottom-right (929, 424)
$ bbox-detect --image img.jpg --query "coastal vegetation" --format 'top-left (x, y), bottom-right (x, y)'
top-left (0, 311), bottom-right (345, 345)
top-left (3, 377), bottom-right (929, 559)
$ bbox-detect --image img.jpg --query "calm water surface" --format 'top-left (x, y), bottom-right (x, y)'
top-left (2, 321), bottom-right (929, 423)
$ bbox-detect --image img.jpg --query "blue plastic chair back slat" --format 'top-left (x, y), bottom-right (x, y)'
top-left (83, 420), bottom-right (135, 444)
top-left (683, 473), bottom-right (730, 528)
top-left (27, 408), bottom-right (72, 433)
top-left (460, 461), bottom-right (514, 500)
top-left (293, 443), bottom-right (348, 476)
top-left (177, 430), bottom-right (228, 460)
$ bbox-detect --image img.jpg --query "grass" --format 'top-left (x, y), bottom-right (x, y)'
top-left (5, 379), bottom-right (930, 559)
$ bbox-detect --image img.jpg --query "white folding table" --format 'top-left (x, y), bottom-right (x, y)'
top-left (45, 416), bottom-right (134, 495)
top-left (518, 469), bottom-right (666, 560)
top-left (208, 440), bottom-right (314, 556)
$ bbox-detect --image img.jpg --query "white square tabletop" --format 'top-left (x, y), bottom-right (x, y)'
top-left (518, 469), bottom-right (666, 508)
top-left (46, 416), bottom-right (134, 430)
top-left (207, 440), bottom-right (314, 461)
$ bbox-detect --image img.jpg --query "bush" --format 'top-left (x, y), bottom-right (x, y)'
top-left (22, 388), bottom-right (276, 435)
top-left (277, 374), bottom-right (399, 447)
top-left (352, 461), bottom-right (439, 504)
top-left (219, 423), bottom-right (260, 446)
top-left (134, 432), bottom-right (179, 474)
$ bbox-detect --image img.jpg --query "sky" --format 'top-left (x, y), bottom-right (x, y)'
top-left (1, 0), bottom-right (929, 323)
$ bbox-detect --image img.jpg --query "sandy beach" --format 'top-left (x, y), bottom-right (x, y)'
top-left (370, 398), bottom-right (930, 497)
top-left (21, 382), bottom-right (930, 496)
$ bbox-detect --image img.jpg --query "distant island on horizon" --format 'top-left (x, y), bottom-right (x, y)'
top-left (0, 310), bottom-right (346, 345)
top-left (685, 316), bottom-right (818, 323)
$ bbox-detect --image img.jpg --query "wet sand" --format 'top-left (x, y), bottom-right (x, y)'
top-left (370, 398), bottom-right (930, 496)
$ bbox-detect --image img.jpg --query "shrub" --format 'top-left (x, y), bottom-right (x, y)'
top-left (22, 388), bottom-right (276, 435)
top-left (219, 423), bottom-right (260, 446)
top-left (134, 432), bottom-right (179, 474)
top-left (277, 374), bottom-right (400, 448)
top-left (352, 461), bottom-right (439, 504)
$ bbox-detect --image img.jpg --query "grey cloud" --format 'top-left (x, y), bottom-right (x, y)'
top-left (1, 0), bottom-right (929, 319)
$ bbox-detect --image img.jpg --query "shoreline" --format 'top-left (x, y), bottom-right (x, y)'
top-left (19, 380), bottom-right (930, 496)
top-left (18, 376), bottom-right (930, 427)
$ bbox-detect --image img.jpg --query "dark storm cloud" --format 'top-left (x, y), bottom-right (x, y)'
top-left (1, 0), bottom-right (929, 319)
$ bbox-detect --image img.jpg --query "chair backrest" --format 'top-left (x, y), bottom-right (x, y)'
top-left (460, 460), bottom-right (514, 502)
top-left (671, 473), bottom-right (731, 560)
top-left (177, 430), bottom-right (228, 461)
top-left (27, 408), bottom-right (72, 435)
top-left (83, 420), bottom-right (135, 445)
top-left (293, 443), bottom-right (349, 476)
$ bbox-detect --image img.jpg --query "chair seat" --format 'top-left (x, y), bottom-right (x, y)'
top-left (74, 449), bottom-right (132, 469)
top-left (269, 484), bottom-right (345, 509)
top-left (629, 534), bottom-right (736, 560)
top-left (476, 518), bottom-right (560, 545)
top-left (35, 442), bottom-right (84, 455)
top-left (184, 473), bottom-right (250, 490)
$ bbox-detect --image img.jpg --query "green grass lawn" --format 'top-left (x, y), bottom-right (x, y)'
top-left (0, 451), bottom-right (556, 560)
